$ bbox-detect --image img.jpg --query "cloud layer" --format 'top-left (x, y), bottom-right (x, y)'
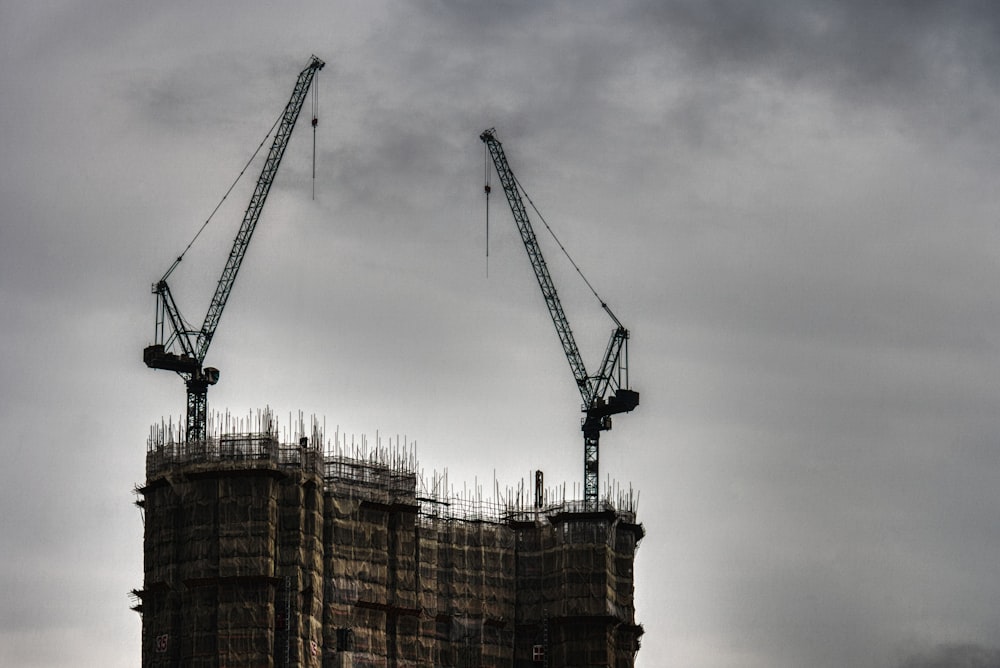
top-left (3, 2), bottom-right (1000, 666)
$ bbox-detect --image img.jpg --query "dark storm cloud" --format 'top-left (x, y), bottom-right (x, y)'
top-left (6, 2), bottom-right (1000, 667)
top-left (899, 644), bottom-right (1000, 668)
top-left (628, 0), bottom-right (1000, 162)
top-left (632, 0), bottom-right (1000, 94)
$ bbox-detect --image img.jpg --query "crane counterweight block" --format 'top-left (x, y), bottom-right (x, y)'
top-left (588, 388), bottom-right (640, 422)
top-left (609, 388), bottom-right (640, 413)
top-left (143, 344), bottom-right (200, 374)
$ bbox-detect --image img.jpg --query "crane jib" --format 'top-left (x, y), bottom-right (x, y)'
top-left (196, 56), bottom-right (325, 362)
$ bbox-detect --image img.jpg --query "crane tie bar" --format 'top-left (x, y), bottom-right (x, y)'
top-left (159, 111), bottom-right (284, 283)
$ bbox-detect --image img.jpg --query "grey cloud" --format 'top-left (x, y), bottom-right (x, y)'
top-left (631, 1), bottom-right (1000, 90)
top-left (7, 2), bottom-right (1000, 667)
top-left (899, 644), bottom-right (1000, 668)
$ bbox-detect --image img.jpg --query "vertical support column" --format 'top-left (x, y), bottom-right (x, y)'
top-left (583, 431), bottom-right (599, 509)
top-left (280, 576), bottom-right (291, 667)
top-left (542, 612), bottom-right (550, 668)
top-left (185, 378), bottom-right (208, 444)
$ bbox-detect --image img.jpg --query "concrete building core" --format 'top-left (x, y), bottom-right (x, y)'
top-left (133, 412), bottom-right (643, 666)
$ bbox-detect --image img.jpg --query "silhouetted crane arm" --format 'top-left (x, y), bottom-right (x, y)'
top-left (480, 128), bottom-right (593, 403)
top-left (591, 326), bottom-right (627, 405)
top-left (143, 280), bottom-right (200, 374)
top-left (196, 55), bottom-right (325, 362)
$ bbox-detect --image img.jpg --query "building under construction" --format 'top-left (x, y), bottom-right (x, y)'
top-left (135, 56), bottom-right (644, 666)
top-left (133, 412), bottom-right (643, 667)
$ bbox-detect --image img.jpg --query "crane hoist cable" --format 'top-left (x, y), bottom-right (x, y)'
top-left (311, 69), bottom-right (319, 200)
top-left (512, 170), bottom-right (622, 326)
top-left (483, 139), bottom-right (621, 325)
top-left (485, 143), bottom-right (492, 275)
top-left (160, 111), bottom-right (284, 284)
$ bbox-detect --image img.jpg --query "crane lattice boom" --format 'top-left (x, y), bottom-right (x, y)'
top-left (197, 57), bottom-right (324, 360)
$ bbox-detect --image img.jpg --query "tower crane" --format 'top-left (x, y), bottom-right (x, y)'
top-left (143, 55), bottom-right (324, 444)
top-left (480, 128), bottom-right (639, 509)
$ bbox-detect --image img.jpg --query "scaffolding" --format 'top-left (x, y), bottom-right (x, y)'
top-left (137, 413), bottom-right (643, 667)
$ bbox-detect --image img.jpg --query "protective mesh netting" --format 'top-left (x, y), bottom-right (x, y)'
top-left (138, 429), bottom-right (642, 666)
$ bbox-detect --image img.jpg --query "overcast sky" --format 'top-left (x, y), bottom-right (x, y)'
top-left (3, 1), bottom-right (1000, 666)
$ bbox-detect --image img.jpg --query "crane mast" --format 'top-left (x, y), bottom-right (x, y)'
top-left (480, 128), bottom-right (639, 508)
top-left (144, 55), bottom-right (324, 444)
